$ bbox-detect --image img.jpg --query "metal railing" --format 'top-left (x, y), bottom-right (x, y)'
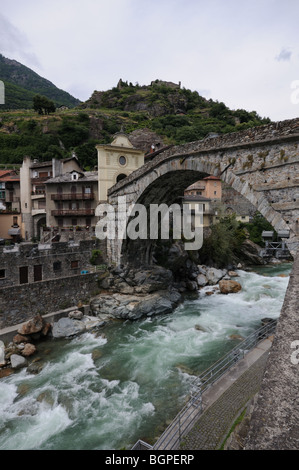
top-left (51, 193), bottom-right (94, 200)
top-left (132, 319), bottom-right (277, 451)
top-left (51, 209), bottom-right (95, 216)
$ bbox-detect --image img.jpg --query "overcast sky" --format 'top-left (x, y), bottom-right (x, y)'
top-left (1, 0), bottom-right (299, 121)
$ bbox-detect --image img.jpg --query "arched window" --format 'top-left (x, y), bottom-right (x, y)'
top-left (116, 173), bottom-right (127, 183)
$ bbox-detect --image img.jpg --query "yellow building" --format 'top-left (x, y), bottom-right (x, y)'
top-left (96, 132), bottom-right (144, 202)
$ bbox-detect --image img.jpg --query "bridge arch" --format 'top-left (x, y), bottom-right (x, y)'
top-left (107, 120), bottom-right (299, 265)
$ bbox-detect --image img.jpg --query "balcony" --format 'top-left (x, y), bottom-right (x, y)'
top-left (51, 209), bottom-right (95, 217)
top-left (51, 192), bottom-right (94, 201)
top-left (31, 176), bottom-right (51, 183)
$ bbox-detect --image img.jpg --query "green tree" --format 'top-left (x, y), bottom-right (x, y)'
top-left (33, 94), bottom-right (56, 115)
top-left (200, 215), bottom-right (246, 267)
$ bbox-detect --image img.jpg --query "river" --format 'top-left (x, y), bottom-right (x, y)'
top-left (0, 263), bottom-right (292, 450)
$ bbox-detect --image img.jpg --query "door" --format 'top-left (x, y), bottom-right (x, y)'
top-left (34, 265), bottom-right (42, 282)
top-left (19, 266), bottom-right (28, 285)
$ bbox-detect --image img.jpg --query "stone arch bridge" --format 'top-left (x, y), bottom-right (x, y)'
top-left (105, 117), bottom-right (299, 449)
top-left (107, 117), bottom-right (299, 266)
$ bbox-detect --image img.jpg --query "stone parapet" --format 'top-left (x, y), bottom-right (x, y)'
top-left (245, 254), bottom-right (299, 449)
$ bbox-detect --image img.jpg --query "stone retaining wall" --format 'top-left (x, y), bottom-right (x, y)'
top-left (0, 272), bottom-right (101, 329)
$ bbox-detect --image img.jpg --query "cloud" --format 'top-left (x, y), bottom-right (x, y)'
top-left (0, 13), bottom-right (40, 68)
top-left (275, 48), bottom-right (292, 62)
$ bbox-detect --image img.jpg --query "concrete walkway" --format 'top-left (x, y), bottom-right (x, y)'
top-left (179, 338), bottom-right (272, 450)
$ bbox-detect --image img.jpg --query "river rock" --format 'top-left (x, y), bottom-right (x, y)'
top-left (10, 354), bottom-right (28, 370)
top-left (219, 280), bottom-right (242, 294)
top-left (90, 289), bottom-right (181, 321)
top-left (228, 271), bottom-right (238, 277)
top-left (196, 273), bottom-right (208, 287)
top-left (21, 343), bottom-right (37, 357)
top-left (13, 334), bottom-right (31, 344)
top-left (194, 324), bottom-right (207, 332)
top-left (197, 265), bottom-right (207, 275)
top-left (52, 317), bottom-right (86, 338)
top-left (81, 316), bottom-right (106, 330)
top-left (17, 314), bottom-right (44, 336)
top-left (0, 340), bottom-right (5, 367)
top-left (68, 310), bottom-right (84, 320)
top-left (186, 280), bottom-right (198, 291)
top-left (206, 268), bottom-right (226, 285)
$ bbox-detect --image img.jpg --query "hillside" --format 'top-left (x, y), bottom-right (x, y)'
top-left (0, 78), bottom-right (271, 170)
top-left (0, 54), bottom-right (80, 109)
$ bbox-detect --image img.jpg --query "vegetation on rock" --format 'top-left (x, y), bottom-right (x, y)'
top-left (0, 63), bottom-right (271, 170)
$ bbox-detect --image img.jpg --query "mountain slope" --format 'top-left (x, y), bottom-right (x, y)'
top-left (0, 54), bottom-right (80, 109)
top-left (0, 79), bottom-right (271, 169)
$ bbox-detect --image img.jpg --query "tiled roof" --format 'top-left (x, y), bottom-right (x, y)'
top-left (45, 171), bottom-right (98, 184)
top-left (183, 195), bottom-right (211, 202)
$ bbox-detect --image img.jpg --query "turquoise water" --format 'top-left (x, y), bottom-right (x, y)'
top-left (0, 263), bottom-right (292, 450)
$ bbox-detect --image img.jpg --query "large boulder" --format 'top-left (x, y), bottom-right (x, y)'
top-left (17, 314), bottom-right (44, 336)
top-left (52, 317), bottom-right (87, 338)
top-left (206, 267), bottom-right (226, 285)
top-left (238, 239), bottom-right (266, 265)
top-left (90, 289), bottom-right (181, 321)
top-left (196, 273), bottom-right (208, 287)
top-left (99, 265), bottom-right (174, 295)
top-left (219, 280), bottom-right (242, 294)
top-left (10, 354), bottom-right (28, 370)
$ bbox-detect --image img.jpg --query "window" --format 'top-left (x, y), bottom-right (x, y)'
top-left (214, 191), bottom-right (217, 195)
top-left (70, 202), bottom-right (79, 210)
top-left (116, 173), bottom-right (127, 183)
top-left (0, 269), bottom-right (5, 279)
top-left (38, 200), bottom-right (46, 209)
top-left (71, 260), bottom-right (79, 269)
top-left (119, 156), bottom-right (126, 166)
top-left (13, 216), bottom-right (18, 226)
top-left (53, 261), bottom-right (62, 271)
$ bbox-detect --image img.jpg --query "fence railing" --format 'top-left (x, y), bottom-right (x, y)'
top-left (132, 319), bottom-right (277, 451)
